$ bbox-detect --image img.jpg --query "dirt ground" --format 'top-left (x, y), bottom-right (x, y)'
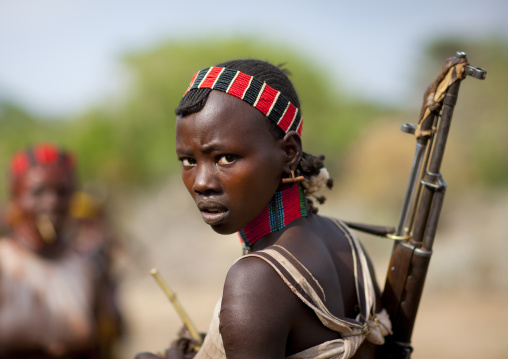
top-left (111, 179), bottom-right (508, 359)
top-left (117, 282), bottom-right (508, 359)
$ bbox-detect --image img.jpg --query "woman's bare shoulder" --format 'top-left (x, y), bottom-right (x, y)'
top-left (221, 255), bottom-right (297, 327)
top-left (219, 256), bottom-right (298, 358)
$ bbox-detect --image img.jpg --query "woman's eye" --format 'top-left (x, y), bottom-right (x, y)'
top-left (217, 155), bottom-right (236, 165)
top-left (180, 158), bottom-right (196, 167)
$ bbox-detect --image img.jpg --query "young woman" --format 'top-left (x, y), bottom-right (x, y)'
top-left (137, 59), bottom-right (391, 359)
top-left (0, 143), bottom-right (123, 359)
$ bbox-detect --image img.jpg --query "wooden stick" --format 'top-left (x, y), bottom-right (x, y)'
top-left (150, 268), bottom-right (203, 347)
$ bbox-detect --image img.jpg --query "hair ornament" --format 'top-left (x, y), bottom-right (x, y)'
top-left (10, 143), bottom-right (74, 178)
top-left (301, 167), bottom-right (331, 196)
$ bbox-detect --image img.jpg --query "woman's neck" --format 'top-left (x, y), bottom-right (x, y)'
top-left (239, 184), bottom-right (307, 254)
top-left (12, 222), bottom-right (66, 258)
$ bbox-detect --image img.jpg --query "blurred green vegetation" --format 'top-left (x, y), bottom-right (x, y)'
top-left (0, 36), bottom-right (506, 199)
top-left (0, 38), bottom-right (396, 197)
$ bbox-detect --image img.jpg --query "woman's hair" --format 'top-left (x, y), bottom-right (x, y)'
top-left (175, 59), bottom-right (332, 213)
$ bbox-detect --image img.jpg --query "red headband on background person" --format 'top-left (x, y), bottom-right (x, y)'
top-left (9, 143), bottom-right (75, 178)
top-left (185, 66), bottom-right (303, 136)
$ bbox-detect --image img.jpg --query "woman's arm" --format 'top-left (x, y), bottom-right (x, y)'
top-left (219, 256), bottom-right (297, 359)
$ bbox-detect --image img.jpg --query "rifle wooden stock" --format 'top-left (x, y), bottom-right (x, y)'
top-left (380, 242), bottom-right (432, 358)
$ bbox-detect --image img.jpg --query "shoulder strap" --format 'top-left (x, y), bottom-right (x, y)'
top-left (330, 218), bottom-right (377, 321)
top-left (244, 245), bottom-right (326, 302)
top-left (239, 245), bottom-right (362, 334)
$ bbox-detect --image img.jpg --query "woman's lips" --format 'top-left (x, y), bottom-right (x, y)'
top-left (197, 201), bottom-right (229, 226)
top-left (201, 210), bottom-right (229, 225)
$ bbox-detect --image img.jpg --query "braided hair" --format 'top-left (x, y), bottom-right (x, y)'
top-left (175, 59), bottom-right (332, 213)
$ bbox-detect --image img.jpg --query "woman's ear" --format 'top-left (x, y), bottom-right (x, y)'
top-left (281, 131), bottom-right (303, 174)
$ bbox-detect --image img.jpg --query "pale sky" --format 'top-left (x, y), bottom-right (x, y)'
top-left (0, 0), bottom-right (506, 116)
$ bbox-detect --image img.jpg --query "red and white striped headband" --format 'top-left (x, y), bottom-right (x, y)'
top-left (184, 67), bottom-right (303, 136)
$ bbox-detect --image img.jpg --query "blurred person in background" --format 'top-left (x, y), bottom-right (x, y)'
top-left (0, 143), bottom-right (123, 359)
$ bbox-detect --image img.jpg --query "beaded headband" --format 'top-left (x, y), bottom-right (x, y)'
top-left (184, 67), bottom-right (303, 136)
top-left (10, 143), bottom-right (74, 178)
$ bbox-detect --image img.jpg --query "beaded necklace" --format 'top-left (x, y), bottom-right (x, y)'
top-left (239, 184), bottom-right (307, 255)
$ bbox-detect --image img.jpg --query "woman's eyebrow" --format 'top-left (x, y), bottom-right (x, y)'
top-left (175, 148), bottom-right (193, 156)
top-left (199, 142), bottom-right (230, 154)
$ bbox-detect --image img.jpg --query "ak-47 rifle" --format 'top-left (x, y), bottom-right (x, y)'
top-left (345, 51), bottom-right (486, 358)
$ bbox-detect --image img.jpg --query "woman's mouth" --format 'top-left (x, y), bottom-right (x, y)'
top-left (201, 209), bottom-right (229, 225)
top-left (198, 201), bottom-right (229, 226)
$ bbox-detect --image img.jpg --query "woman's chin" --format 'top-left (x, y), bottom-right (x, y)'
top-left (208, 222), bottom-right (240, 236)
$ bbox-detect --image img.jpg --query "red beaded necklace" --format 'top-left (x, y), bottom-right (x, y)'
top-left (239, 184), bottom-right (307, 254)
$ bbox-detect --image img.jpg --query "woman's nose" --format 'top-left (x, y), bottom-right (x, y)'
top-left (192, 164), bottom-right (220, 194)
top-left (43, 189), bottom-right (69, 210)
top-left (43, 190), bottom-right (59, 207)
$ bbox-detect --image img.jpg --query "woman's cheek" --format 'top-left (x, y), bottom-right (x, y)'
top-left (181, 171), bottom-right (195, 195)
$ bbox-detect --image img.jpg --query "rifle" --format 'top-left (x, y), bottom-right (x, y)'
top-left (345, 51), bottom-right (486, 358)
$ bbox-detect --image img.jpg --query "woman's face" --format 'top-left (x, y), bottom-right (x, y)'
top-left (14, 165), bottom-right (75, 236)
top-left (176, 91), bottom-right (287, 235)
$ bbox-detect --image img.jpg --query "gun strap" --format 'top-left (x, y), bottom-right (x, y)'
top-left (415, 57), bottom-right (467, 139)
